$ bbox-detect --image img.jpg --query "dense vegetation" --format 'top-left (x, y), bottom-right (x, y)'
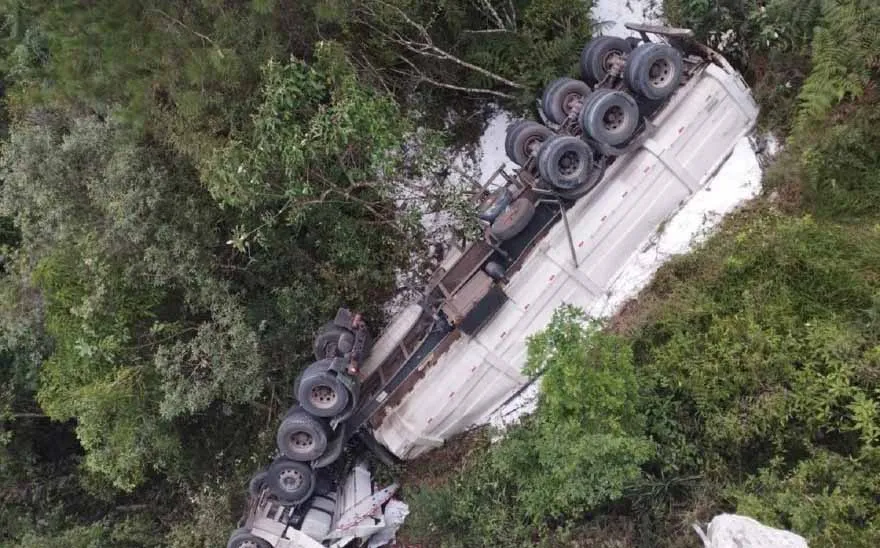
top-left (4, 0), bottom-right (880, 546)
top-left (403, 1), bottom-right (880, 546)
top-left (0, 1), bottom-right (593, 547)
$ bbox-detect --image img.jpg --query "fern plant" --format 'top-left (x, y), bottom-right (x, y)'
top-left (795, 0), bottom-right (880, 133)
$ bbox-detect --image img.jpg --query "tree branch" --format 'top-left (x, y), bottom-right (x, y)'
top-left (394, 56), bottom-right (515, 99)
top-left (472, 0), bottom-right (507, 30)
top-left (462, 28), bottom-right (514, 35)
top-left (363, 0), bottom-right (524, 89)
top-left (148, 8), bottom-right (223, 56)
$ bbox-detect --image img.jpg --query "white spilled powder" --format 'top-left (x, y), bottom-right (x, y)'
top-left (592, 0), bottom-right (662, 37)
top-left (589, 136), bottom-right (764, 318)
top-left (477, 110), bottom-right (516, 186)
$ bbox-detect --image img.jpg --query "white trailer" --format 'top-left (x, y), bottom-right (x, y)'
top-left (227, 24), bottom-right (759, 548)
top-left (371, 27), bottom-right (758, 459)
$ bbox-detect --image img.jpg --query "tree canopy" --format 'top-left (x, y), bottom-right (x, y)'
top-left (0, 1), bottom-right (597, 546)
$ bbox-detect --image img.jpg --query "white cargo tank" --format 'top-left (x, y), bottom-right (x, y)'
top-left (374, 51), bottom-right (759, 459)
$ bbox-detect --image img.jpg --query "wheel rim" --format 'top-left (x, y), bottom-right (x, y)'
top-left (279, 467), bottom-right (304, 493)
top-left (603, 106), bottom-right (625, 133)
top-left (648, 58), bottom-right (674, 87)
top-left (562, 91), bottom-right (584, 117)
top-left (310, 384), bottom-right (338, 410)
top-left (238, 541), bottom-right (261, 548)
top-left (289, 431), bottom-right (315, 453)
top-left (558, 150), bottom-right (582, 177)
top-left (601, 50), bottom-right (625, 73)
top-left (521, 134), bottom-right (544, 159)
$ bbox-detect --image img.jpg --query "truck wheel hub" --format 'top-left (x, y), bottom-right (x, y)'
top-left (279, 468), bottom-right (304, 491)
top-left (604, 106), bottom-right (624, 131)
top-left (559, 151), bottom-right (581, 175)
top-left (311, 385), bottom-right (337, 409)
top-left (292, 432), bottom-right (314, 449)
top-left (650, 59), bottom-right (673, 87)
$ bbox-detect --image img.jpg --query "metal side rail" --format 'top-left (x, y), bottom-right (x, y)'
top-left (347, 316), bottom-right (454, 433)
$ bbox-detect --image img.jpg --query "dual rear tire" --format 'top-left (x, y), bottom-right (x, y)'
top-left (266, 457), bottom-right (316, 505)
top-left (227, 529), bottom-right (271, 548)
top-left (504, 121), bottom-right (553, 166)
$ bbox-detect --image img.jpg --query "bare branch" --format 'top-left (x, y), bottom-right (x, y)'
top-left (505, 0), bottom-right (517, 29)
top-left (361, 0), bottom-right (524, 89)
top-left (472, 0), bottom-right (507, 30)
top-left (148, 8), bottom-right (223, 56)
top-left (395, 56), bottom-right (515, 99)
top-left (462, 28), bottom-right (514, 35)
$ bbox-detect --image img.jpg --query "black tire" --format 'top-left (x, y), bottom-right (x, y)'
top-left (266, 458), bottom-right (316, 505)
top-left (537, 136), bottom-right (595, 191)
top-left (312, 423), bottom-right (347, 469)
top-left (296, 367), bottom-right (350, 418)
top-left (248, 470), bottom-right (268, 498)
top-left (358, 431), bottom-right (401, 468)
top-left (505, 121), bottom-right (553, 166)
top-left (503, 120), bottom-right (528, 162)
top-left (293, 359), bottom-right (332, 400)
top-left (276, 410), bottom-right (331, 461)
top-left (541, 77), bottom-right (592, 125)
top-left (490, 198), bottom-right (536, 241)
top-left (556, 156), bottom-right (607, 201)
top-left (313, 322), bottom-right (354, 360)
top-left (624, 43), bottom-right (683, 101)
top-left (580, 36), bottom-right (633, 86)
top-left (227, 529), bottom-right (271, 548)
top-left (477, 186), bottom-right (512, 222)
top-left (579, 89), bottom-right (640, 146)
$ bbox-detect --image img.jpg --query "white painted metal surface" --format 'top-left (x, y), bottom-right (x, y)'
top-left (245, 463), bottom-right (399, 548)
top-left (375, 61), bottom-right (759, 459)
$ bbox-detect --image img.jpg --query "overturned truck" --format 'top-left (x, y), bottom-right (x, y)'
top-left (227, 24), bottom-right (759, 548)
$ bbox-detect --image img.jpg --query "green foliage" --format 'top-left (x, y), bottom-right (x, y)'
top-left (663, 0), bottom-right (822, 60)
top-left (407, 308), bottom-right (654, 545)
top-left (206, 42), bottom-right (411, 246)
top-left (526, 307), bottom-right (643, 434)
top-left (347, 0), bottom-right (594, 112)
top-left (734, 450), bottom-right (880, 547)
top-left (0, 114), bottom-right (271, 489)
top-left (0, 1), bottom-right (625, 546)
top-left (794, 1), bottom-right (880, 132)
top-left (664, 0), bottom-right (823, 133)
top-left (33, 248), bottom-right (178, 491)
top-left (164, 481), bottom-right (239, 548)
top-left (797, 103), bottom-right (880, 219)
top-left (13, 516), bottom-right (164, 548)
